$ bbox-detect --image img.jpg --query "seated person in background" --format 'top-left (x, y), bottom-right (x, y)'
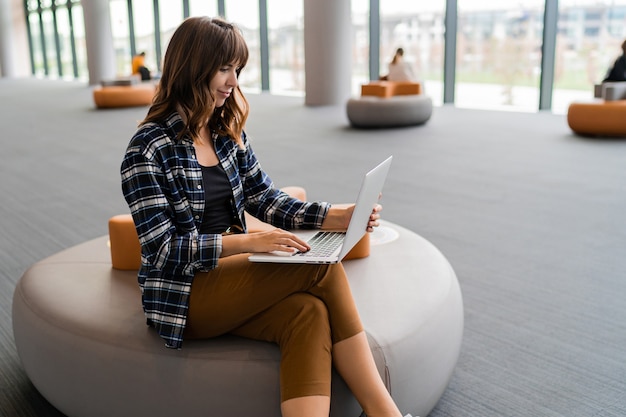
top-left (383, 47), bottom-right (417, 82)
top-left (132, 52), bottom-right (152, 81)
top-left (602, 39), bottom-right (626, 82)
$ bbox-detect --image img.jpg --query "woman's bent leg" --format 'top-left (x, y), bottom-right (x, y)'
top-left (333, 332), bottom-right (402, 417)
top-left (186, 254), bottom-right (395, 415)
top-left (185, 255), bottom-right (357, 398)
top-left (186, 253), bottom-right (326, 338)
top-left (185, 254), bottom-right (362, 342)
top-left (281, 396), bottom-right (330, 417)
top-left (230, 293), bottom-right (332, 402)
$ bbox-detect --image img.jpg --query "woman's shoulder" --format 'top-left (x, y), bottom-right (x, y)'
top-left (128, 123), bottom-right (171, 151)
top-left (128, 114), bottom-right (186, 152)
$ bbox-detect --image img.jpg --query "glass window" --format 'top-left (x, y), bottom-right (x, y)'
top-left (26, 0), bottom-right (38, 12)
top-left (55, 5), bottom-right (75, 78)
top-left (380, 0), bottom-right (446, 105)
top-left (189, 0), bottom-right (218, 17)
top-left (552, 1), bottom-right (626, 114)
top-left (456, 1), bottom-right (545, 112)
top-left (28, 12), bottom-right (45, 77)
top-left (132, 0), bottom-right (157, 74)
top-left (159, 1), bottom-right (184, 68)
top-left (226, 0), bottom-right (261, 92)
top-left (267, 0), bottom-right (304, 96)
top-left (352, 0), bottom-right (370, 96)
top-left (110, 0), bottom-right (131, 75)
top-left (41, 7), bottom-right (59, 77)
top-left (70, 2), bottom-right (87, 80)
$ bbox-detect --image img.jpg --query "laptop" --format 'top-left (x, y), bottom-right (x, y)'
top-left (248, 156), bottom-right (393, 264)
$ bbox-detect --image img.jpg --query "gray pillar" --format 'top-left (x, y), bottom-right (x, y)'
top-left (369, 0), bottom-right (380, 81)
top-left (0, 0), bottom-right (29, 77)
top-left (539, 0), bottom-right (558, 111)
top-left (443, 0), bottom-right (457, 104)
top-left (82, 0), bottom-right (116, 85)
top-left (303, 0), bottom-right (351, 106)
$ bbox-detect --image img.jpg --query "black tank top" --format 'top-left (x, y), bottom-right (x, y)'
top-left (199, 164), bottom-right (234, 234)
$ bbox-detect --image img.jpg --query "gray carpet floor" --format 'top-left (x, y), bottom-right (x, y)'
top-left (1, 78), bottom-right (625, 416)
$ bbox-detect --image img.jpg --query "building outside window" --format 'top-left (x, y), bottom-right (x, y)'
top-left (70, 2), bottom-right (86, 80)
top-left (26, 1), bottom-right (45, 78)
top-left (226, 0), bottom-right (261, 92)
top-left (109, 0), bottom-right (131, 75)
top-left (267, 0), bottom-right (304, 96)
top-left (552, 0), bottom-right (626, 114)
top-left (379, 0), bottom-right (446, 106)
top-left (455, 0), bottom-right (545, 113)
top-left (131, 0), bottom-right (156, 75)
top-left (158, 1), bottom-right (184, 72)
top-left (20, 0), bottom-right (626, 114)
top-left (189, 0), bottom-right (218, 17)
top-left (352, 0), bottom-right (371, 96)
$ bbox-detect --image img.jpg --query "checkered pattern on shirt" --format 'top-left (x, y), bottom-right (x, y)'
top-left (120, 112), bottom-right (329, 349)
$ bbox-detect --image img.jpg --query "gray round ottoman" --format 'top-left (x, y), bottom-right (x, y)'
top-left (12, 220), bottom-right (463, 417)
top-left (346, 95), bottom-right (433, 128)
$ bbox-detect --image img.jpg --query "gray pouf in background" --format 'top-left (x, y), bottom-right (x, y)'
top-left (346, 95), bottom-right (433, 128)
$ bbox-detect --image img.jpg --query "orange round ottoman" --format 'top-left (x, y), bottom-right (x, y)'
top-left (567, 100), bottom-right (626, 137)
top-left (93, 84), bottom-right (156, 109)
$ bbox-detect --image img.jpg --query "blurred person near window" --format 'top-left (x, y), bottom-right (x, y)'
top-left (132, 52), bottom-right (152, 81)
top-left (382, 48), bottom-right (417, 82)
top-left (603, 40), bottom-right (626, 82)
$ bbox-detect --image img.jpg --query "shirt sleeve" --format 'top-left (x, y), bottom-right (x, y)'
top-left (239, 139), bottom-right (330, 230)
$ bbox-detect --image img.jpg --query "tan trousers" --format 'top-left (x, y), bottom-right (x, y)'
top-left (185, 253), bottom-right (364, 401)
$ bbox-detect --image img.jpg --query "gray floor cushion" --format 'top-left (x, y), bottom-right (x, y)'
top-left (12, 220), bottom-right (463, 417)
top-left (347, 95), bottom-right (433, 128)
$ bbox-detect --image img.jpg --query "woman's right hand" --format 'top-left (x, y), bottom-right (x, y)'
top-left (221, 229), bottom-right (311, 257)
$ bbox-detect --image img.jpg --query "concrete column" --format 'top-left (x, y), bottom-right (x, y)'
top-left (82, 0), bottom-right (116, 85)
top-left (303, 0), bottom-right (352, 106)
top-left (0, 0), bottom-right (30, 77)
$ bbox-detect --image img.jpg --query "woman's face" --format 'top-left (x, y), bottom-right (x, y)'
top-left (210, 63), bottom-right (239, 107)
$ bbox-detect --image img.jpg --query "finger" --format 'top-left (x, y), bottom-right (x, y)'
top-left (284, 238), bottom-right (310, 252)
top-left (274, 231), bottom-right (310, 252)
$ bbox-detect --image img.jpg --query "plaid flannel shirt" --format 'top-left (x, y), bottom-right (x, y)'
top-left (120, 112), bottom-right (329, 349)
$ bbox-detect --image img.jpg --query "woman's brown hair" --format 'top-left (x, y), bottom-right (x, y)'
top-left (142, 16), bottom-right (249, 146)
top-left (391, 47), bottom-right (404, 65)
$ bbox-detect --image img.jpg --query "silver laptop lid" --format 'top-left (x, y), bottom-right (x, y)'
top-left (336, 155), bottom-right (393, 261)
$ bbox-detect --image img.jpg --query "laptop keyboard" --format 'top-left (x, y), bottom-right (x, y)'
top-left (299, 231), bottom-right (345, 257)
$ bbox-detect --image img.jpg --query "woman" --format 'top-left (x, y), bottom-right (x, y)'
top-left (603, 39), bottom-right (626, 82)
top-left (131, 51), bottom-right (151, 80)
top-left (121, 16), bottom-right (412, 417)
top-left (386, 47), bottom-right (417, 82)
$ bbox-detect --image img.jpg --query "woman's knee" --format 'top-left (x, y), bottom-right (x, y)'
top-left (278, 294), bottom-right (331, 345)
top-left (288, 294), bottom-right (329, 327)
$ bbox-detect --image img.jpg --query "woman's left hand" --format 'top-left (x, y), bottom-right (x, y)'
top-left (366, 204), bottom-right (382, 232)
top-left (321, 203), bottom-right (383, 232)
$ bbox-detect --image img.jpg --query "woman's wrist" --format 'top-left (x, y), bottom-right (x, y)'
top-left (321, 205), bottom-right (352, 230)
top-left (220, 233), bottom-right (248, 257)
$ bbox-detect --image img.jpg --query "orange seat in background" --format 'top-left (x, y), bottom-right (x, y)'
top-left (567, 100), bottom-right (626, 137)
top-left (361, 81), bottom-right (422, 98)
top-left (93, 84), bottom-right (156, 109)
